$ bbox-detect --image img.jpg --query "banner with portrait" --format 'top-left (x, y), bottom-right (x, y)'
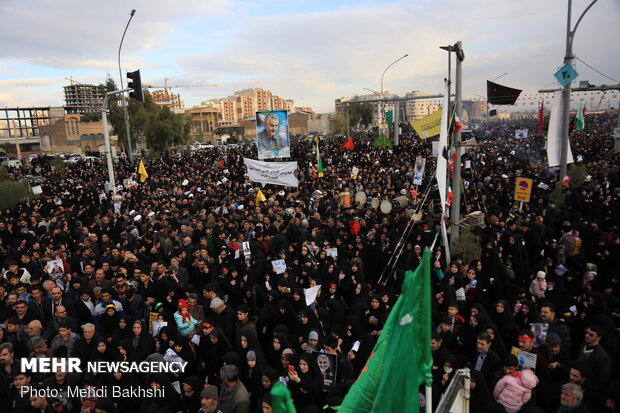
top-left (413, 156), bottom-right (426, 185)
top-left (256, 110), bottom-right (290, 159)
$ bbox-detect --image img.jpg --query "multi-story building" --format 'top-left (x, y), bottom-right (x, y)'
top-left (202, 88), bottom-right (310, 126)
top-left (335, 93), bottom-right (396, 125)
top-left (38, 113), bottom-right (116, 154)
top-left (186, 106), bottom-right (220, 144)
top-left (64, 84), bottom-right (103, 114)
top-left (405, 91), bottom-right (441, 121)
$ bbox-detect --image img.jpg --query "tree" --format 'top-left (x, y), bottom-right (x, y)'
top-left (144, 106), bottom-right (192, 151)
top-left (348, 102), bottom-right (374, 129)
top-left (80, 112), bottom-right (101, 122)
top-left (329, 114), bottom-right (348, 134)
top-left (100, 76), bottom-right (192, 152)
top-left (100, 76), bottom-right (126, 151)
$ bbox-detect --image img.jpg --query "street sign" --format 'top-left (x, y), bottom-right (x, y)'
top-left (554, 64), bottom-right (579, 88)
top-left (514, 177), bottom-right (533, 203)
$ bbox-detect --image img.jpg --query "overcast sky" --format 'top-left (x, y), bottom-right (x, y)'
top-left (0, 0), bottom-right (618, 113)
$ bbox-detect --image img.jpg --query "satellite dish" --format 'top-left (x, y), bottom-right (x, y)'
top-left (355, 191), bottom-right (367, 206)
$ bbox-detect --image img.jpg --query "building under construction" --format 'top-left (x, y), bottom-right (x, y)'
top-left (64, 83), bottom-right (103, 114)
top-left (150, 89), bottom-right (184, 109)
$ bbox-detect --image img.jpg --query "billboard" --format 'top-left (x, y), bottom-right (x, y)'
top-left (256, 110), bottom-right (290, 159)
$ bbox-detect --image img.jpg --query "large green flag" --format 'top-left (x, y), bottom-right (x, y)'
top-left (386, 110), bottom-right (393, 126)
top-left (576, 102), bottom-right (585, 131)
top-left (271, 381), bottom-right (297, 413)
top-left (340, 249), bottom-right (433, 413)
top-left (372, 134), bottom-right (393, 148)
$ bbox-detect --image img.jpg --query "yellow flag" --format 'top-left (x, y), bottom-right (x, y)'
top-left (138, 160), bottom-right (149, 183)
top-left (410, 109), bottom-right (442, 139)
top-left (256, 189), bottom-right (266, 203)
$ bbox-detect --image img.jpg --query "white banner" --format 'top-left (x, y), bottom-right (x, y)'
top-left (547, 91), bottom-right (574, 168)
top-left (244, 158), bottom-right (299, 187)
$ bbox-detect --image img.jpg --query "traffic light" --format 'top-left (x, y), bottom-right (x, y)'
top-left (127, 70), bottom-right (144, 102)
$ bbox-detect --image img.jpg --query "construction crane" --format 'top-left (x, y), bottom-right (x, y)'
top-left (65, 77), bottom-right (87, 86)
top-left (143, 78), bottom-right (219, 109)
top-left (144, 77), bottom-right (218, 93)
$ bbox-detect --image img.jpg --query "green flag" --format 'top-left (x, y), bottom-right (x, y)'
top-left (372, 134), bottom-right (393, 148)
top-left (271, 381), bottom-right (297, 413)
top-left (340, 249), bottom-right (433, 413)
top-left (576, 102), bottom-right (585, 130)
top-left (386, 110), bottom-right (393, 126)
top-left (316, 141), bottom-right (324, 178)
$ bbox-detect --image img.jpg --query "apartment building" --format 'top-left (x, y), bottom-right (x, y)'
top-left (202, 88), bottom-right (310, 126)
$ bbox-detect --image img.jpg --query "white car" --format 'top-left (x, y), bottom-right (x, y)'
top-left (1, 159), bottom-right (22, 168)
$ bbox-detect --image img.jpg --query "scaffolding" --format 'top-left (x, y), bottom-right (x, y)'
top-left (64, 79), bottom-right (104, 114)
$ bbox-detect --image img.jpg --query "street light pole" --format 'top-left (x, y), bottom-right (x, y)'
top-left (559, 0), bottom-right (597, 179)
top-left (102, 89), bottom-right (131, 193)
top-left (118, 9), bottom-right (136, 161)
top-left (380, 54), bottom-right (409, 129)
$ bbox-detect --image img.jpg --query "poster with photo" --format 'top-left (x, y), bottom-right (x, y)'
top-left (511, 347), bottom-right (537, 370)
top-left (413, 156), bottom-right (426, 185)
top-left (256, 110), bottom-right (290, 160)
top-left (313, 351), bottom-right (337, 390)
top-left (45, 259), bottom-right (64, 280)
top-left (530, 322), bottom-right (549, 348)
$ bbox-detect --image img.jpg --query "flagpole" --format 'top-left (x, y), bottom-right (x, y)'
top-left (425, 385), bottom-right (432, 413)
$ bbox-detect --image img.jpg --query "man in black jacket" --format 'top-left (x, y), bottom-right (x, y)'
top-left (469, 332), bottom-right (501, 391)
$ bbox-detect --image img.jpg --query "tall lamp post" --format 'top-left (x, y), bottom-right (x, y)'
top-left (118, 9), bottom-right (136, 161)
top-left (559, 0), bottom-right (597, 179)
top-left (380, 54), bottom-right (409, 128)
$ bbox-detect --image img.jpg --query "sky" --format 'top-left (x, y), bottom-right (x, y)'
top-left (0, 0), bottom-right (619, 113)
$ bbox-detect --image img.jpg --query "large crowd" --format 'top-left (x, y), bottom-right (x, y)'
top-left (0, 110), bottom-right (618, 413)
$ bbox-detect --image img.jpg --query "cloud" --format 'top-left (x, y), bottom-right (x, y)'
top-left (175, 0), bottom-right (619, 112)
top-left (0, 0), bottom-right (232, 70)
top-left (1, 0), bottom-right (618, 112)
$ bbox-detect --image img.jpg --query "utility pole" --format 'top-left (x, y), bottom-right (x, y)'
top-left (346, 103), bottom-right (350, 138)
top-left (450, 41), bottom-right (464, 244)
top-left (118, 9), bottom-right (136, 161)
top-left (559, 0), bottom-right (597, 179)
top-left (102, 89), bottom-right (132, 193)
top-left (393, 100), bottom-right (400, 146)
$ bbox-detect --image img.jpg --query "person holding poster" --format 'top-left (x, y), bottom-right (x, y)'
top-left (257, 111), bottom-right (289, 159)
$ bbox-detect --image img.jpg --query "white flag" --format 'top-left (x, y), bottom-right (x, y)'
top-left (547, 91), bottom-right (574, 167)
top-left (436, 81), bottom-right (450, 215)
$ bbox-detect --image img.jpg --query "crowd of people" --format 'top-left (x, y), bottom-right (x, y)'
top-left (0, 110), bottom-right (618, 413)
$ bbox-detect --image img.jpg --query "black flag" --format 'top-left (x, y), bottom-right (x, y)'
top-left (487, 80), bottom-right (522, 105)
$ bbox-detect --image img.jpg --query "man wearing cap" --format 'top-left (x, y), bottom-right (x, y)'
top-left (199, 384), bottom-right (230, 413)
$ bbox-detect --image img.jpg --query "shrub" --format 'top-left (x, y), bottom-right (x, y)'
top-left (451, 228), bottom-right (482, 264)
top-left (0, 181), bottom-right (34, 210)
